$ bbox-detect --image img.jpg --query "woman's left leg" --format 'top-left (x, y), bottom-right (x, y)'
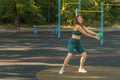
top-left (79, 52), bottom-right (87, 69)
top-left (78, 52), bottom-right (87, 73)
top-left (76, 42), bottom-right (87, 73)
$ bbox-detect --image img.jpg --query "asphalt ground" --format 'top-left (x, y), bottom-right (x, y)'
top-left (0, 30), bottom-right (120, 80)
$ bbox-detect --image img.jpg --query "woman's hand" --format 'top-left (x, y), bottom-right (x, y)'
top-left (94, 36), bottom-right (100, 41)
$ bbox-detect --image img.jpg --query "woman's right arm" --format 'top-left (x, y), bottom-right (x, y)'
top-left (77, 25), bottom-right (100, 40)
top-left (82, 26), bottom-right (97, 35)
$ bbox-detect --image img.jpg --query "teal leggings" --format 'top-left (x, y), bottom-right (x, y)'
top-left (67, 38), bottom-right (85, 54)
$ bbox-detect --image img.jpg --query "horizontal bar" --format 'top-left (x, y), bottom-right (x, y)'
top-left (76, 10), bottom-right (103, 13)
top-left (104, 4), bottom-right (120, 6)
top-left (64, 2), bottom-right (78, 4)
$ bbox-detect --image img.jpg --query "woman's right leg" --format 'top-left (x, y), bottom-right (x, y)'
top-left (59, 38), bottom-right (74, 74)
top-left (59, 53), bottom-right (73, 74)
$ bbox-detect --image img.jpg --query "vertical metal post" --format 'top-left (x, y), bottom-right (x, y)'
top-left (58, 0), bottom-right (61, 38)
top-left (33, 25), bottom-right (38, 35)
top-left (78, 0), bottom-right (81, 15)
top-left (100, 2), bottom-right (104, 45)
top-left (76, 8), bottom-right (78, 16)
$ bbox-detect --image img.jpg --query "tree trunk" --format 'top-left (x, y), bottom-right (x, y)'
top-left (13, 3), bottom-right (20, 29)
top-left (14, 14), bottom-right (20, 28)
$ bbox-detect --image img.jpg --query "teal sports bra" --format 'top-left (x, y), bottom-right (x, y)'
top-left (72, 30), bottom-right (82, 36)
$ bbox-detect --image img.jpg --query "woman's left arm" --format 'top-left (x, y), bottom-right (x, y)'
top-left (82, 26), bottom-right (97, 35)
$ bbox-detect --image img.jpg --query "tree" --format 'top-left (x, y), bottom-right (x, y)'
top-left (0, 0), bottom-right (39, 28)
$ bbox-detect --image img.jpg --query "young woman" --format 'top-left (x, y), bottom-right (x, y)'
top-left (59, 15), bottom-right (100, 74)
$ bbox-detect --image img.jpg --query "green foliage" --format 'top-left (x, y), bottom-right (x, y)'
top-left (61, 0), bottom-right (120, 28)
top-left (0, 0), bottom-right (41, 25)
top-left (0, 0), bottom-right (120, 28)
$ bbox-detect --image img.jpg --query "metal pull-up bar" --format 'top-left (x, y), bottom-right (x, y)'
top-left (104, 4), bottom-right (120, 6)
top-left (76, 10), bottom-right (103, 13)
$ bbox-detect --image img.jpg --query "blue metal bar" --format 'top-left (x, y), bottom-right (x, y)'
top-left (100, 2), bottom-right (104, 45)
top-left (76, 8), bottom-right (78, 16)
top-left (58, 0), bottom-right (61, 38)
top-left (33, 25), bottom-right (38, 35)
top-left (78, 0), bottom-right (81, 15)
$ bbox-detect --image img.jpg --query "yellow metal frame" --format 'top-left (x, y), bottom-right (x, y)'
top-left (104, 4), bottom-right (120, 6)
top-left (62, 0), bottom-right (78, 10)
top-left (64, 2), bottom-right (78, 5)
top-left (76, 10), bottom-right (103, 13)
top-left (62, 0), bottom-right (78, 5)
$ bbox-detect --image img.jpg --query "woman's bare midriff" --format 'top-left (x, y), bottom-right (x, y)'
top-left (72, 34), bottom-right (81, 40)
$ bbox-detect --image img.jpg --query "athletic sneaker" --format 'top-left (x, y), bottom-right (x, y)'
top-left (78, 68), bottom-right (87, 73)
top-left (59, 70), bottom-right (64, 74)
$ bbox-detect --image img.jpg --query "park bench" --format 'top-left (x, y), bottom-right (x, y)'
top-left (33, 25), bottom-right (58, 35)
